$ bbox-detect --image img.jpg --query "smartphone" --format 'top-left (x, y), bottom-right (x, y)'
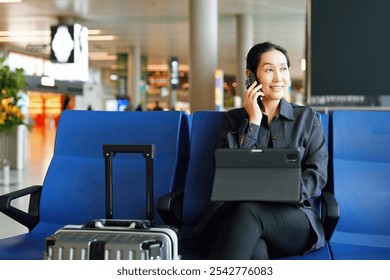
top-left (245, 71), bottom-right (262, 106)
top-left (245, 71), bottom-right (257, 89)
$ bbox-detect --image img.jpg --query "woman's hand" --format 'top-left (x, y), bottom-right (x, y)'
top-left (243, 81), bottom-right (264, 125)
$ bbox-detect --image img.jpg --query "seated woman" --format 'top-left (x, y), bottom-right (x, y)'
top-left (195, 41), bottom-right (328, 260)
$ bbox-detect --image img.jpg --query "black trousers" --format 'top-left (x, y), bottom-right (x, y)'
top-left (203, 202), bottom-right (315, 260)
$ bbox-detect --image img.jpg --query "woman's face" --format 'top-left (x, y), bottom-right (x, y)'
top-left (255, 49), bottom-right (290, 102)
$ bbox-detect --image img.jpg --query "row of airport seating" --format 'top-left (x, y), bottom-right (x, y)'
top-left (326, 111), bottom-right (390, 259)
top-left (0, 109), bottom-right (389, 259)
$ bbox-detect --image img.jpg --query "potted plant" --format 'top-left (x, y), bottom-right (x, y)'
top-left (0, 55), bottom-right (29, 170)
top-left (0, 55), bottom-right (26, 131)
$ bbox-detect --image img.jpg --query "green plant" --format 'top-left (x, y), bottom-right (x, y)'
top-left (0, 55), bottom-right (27, 131)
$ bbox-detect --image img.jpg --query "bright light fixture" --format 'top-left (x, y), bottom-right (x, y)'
top-left (0, 0), bottom-right (23, 3)
top-left (0, 36), bottom-right (49, 42)
top-left (300, 58), bottom-right (306, 72)
top-left (0, 29), bottom-right (110, 42)
top-left (88, 35), bottom-right (115, 41)
top-left (41, 76), bottom-right (55, 87)
top-left (0, 30), bottom-right (50, 36)
top-left (0, 30), bottom-right (101, 36)
top-left (89, 52), bottom-right (117, 61)
top-left (88, 30), bottom-right (101, 35)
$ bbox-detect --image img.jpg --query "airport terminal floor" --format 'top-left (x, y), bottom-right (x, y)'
top-left (0, 125), bottom-right (56, 239)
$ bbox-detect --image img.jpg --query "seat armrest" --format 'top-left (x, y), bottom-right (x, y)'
top-left (321, 191), bottom-right (339, 241)
top-left (157, 190), bottom-right (183, 227)
top-left (0, 185), bottom-right (43, 231)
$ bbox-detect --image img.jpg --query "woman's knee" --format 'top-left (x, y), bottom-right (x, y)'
top-left (251, 238), bottom-right (269, 260)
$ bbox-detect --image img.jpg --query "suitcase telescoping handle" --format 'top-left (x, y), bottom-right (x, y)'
top-left (84, 219), bottom-right (150, 230)
top-left (103, 144), bottom-right (156, 225)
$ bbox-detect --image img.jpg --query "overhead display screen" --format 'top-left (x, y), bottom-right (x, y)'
top-left (310, 0), bottom-right (390, 99)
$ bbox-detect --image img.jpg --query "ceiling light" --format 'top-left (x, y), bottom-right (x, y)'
top-left (41, 76), bottom-right (55, 87)
top-left (0, 29), bottom-right (101, 36)
top-left (300, 58), bottom-right (306, 72)
top-left (89, 52), bottom-right (109, 56)
top-left (89, 52), bottom-right (117, 61)
top-left (0, 0), bottom-right (23, 3)
top-left (0, 36), bottom-right (50, 42)
top-left (0, 30), bottom-right (50, 36)
top-left (88, 30), bottom-right (101, 35)
top-left (88, 35), bottom-right (115, 41)
top-left (0, 35), bottom-right (114, 43)
top-left (89, 56), bottom-right (117, 61)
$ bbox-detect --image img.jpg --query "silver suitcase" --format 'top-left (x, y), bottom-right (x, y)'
top-left (44, 144), bottom-right (180, 260)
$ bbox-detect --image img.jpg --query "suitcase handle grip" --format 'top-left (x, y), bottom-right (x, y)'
top-left (89, 219), bottom-right (150, 230)
top-left (103, 144), bottom-right (155, 225)
top-left (103, 145), bottom-right (155, 158)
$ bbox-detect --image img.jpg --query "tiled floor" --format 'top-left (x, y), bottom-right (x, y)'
top-left (0, 126), bottom-right (56, 239)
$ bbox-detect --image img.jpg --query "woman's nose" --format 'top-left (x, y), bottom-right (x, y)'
top-left (273, 70), bottom-right (282, 81)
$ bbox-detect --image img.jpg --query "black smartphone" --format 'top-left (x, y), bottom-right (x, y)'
top-left (245, 71), bottom-right (257, 89)
top-left (245, 71), bottom-right (262, 106)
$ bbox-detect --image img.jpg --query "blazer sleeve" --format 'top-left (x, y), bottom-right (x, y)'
top-left (300, 112), bottom-right (329, 202)
top-left (218, 109), bottom-right (259, 149)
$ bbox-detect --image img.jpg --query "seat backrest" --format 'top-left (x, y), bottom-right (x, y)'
top-left (181, 111), bottom-right (225, 237)
top-left (39, 110), bottom-right (189, 226)
top-left (331, 110), bottom-right (390, 246)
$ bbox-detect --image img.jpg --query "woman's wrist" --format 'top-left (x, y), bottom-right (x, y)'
top-left (249, 118), bottom-right (261, 126)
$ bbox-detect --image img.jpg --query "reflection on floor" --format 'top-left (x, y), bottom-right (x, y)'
top-left (0, 126), bottom-right (56, 239)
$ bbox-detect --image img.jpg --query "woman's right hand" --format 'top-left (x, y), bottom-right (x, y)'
top-left (243, 81), bottom-right (264, 125)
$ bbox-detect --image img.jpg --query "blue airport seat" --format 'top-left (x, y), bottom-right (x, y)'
top-left (329, 110), bottom-right (390, 259)
top-left (177, 110), bottom-right (335, 260)
top-left (0, 110), bottom-right (190, 260)
top-left (278, 242), bottom-right (332, 260)
top-left (156, 110), bottom-right (223, 257)
top-left (177, 111), bottom-right (225, 259)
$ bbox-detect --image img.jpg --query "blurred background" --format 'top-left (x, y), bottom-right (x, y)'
top-left (0, 0), bottom-right (308, 118)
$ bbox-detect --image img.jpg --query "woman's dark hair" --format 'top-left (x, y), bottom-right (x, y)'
top-left (246, 41), bottom-right (290, 73)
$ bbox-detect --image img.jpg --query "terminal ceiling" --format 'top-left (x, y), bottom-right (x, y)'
top-left (0, 0), bottom-right (306, 78)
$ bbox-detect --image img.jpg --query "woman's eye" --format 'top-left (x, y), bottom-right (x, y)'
top-left (265, 68), bottom-right (273, 73)
top-left (281, 67), bottom-right (288, 71)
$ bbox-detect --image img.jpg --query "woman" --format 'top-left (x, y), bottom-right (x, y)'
top-left (197, 41), bottom-right (328, 259)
